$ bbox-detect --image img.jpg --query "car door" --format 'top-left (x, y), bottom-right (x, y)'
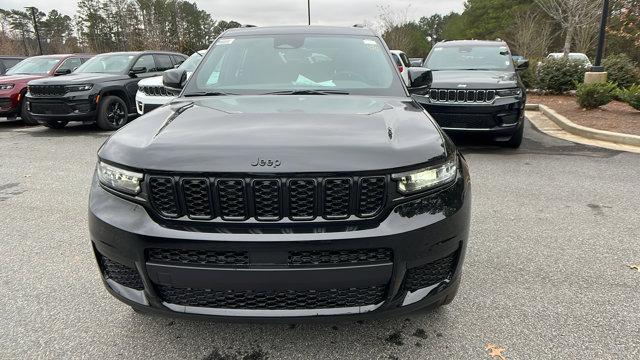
top-left (54, 57), bottom-right (82, 75)
top-left (125, 54), bottom-right (158, 110)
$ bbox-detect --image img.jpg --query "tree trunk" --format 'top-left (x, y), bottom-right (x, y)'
top-left (563, 25), bottom-right (574, 55)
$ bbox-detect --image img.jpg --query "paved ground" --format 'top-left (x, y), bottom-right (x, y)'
top-left (1, 119), bottom-right (638, 360)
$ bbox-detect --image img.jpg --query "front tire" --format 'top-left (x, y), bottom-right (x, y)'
top-left (20, 99), bottom-right (38, 126)
top-left (97, 95), bottom-right (128, 131)
top-left (43, 120), bottom-right (68, 129)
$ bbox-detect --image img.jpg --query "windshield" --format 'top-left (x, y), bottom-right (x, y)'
top-left (6, 57), bottom-right (60, 75)
top-left (185, 34), bottom-right (404, 96)
top-left (179, 52), bottom-right (205, 72)
top-left (75, 54), bottom-right (135, 74)
top-left (425, 45), bottom-right (514, 71)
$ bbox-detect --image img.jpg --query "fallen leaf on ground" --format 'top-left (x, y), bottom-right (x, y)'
top-left (627, 264), bottom-right (640, 272)
top-left (485, 343), bottom-right (507, 360)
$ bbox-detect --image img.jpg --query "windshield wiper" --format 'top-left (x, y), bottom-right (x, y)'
top-left (182, 91), bottom-right (236, 97)
top-left (263, 89), bottom-right (350, 95)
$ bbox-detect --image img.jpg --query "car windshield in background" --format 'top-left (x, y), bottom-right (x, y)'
top-left (425, 45), bottom-right (514, 71)
top-left (75, 54), bottom-right (135, 74)
top-left (6, 58), bottom-right (60, 75)
top-left (178, 52), bottom-right (204, 72)
top-left (186, 34), bottom-right (404, 96)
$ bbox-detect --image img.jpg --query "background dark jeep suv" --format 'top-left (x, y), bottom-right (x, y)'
top-left (89, 26), bottom-right (471, 320)
top-left (416, 40), bottom-right (528, 148)
top-left (26, 51), bottom-right (186, 130)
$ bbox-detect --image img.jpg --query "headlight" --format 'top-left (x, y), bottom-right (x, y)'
top-left (496, 88), bottom-right (522, 97)
top-left (66, 84), bottom-right (93, 92)
top-left (0, 83), bottom-right (15, 90)
top-left (97, 161), bottom-right (143, 195)
top-left (392, 158), bottom-right (457, 194)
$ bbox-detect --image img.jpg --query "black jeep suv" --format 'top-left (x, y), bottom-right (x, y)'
top-left (26, 51), bottom-right (187, 130)
top-left (89, 26), bottom-right (471, 320)
top-left (416, 40), bottom-right (528, 147)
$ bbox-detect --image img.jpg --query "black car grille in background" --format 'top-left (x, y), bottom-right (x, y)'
top-left (288, 248), bottom-right (393, 266)
top-left (99, 255), bottom-right (144, 290)
top-left (148, 248), bottom-right (249, 266)
top-left (29, 102), bottom-right (71, 115)
top-left (155, 284), bottom-right (387, 310)
top-left (147, 175), bottom-right (387, 222)
top-left (139, 85), bottom-right (180, 97)
top-left (403, 252), bottom-right (457, 292)
top-left (28, 85), bottom-right (67, 97)
top-left (429, 89), bottom-right (496, 103)
top-left (0, 98), bottom-right (12, 109)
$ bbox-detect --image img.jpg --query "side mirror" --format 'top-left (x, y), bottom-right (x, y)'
top-left (129, 66), bottom-right (147, 76)
top-left (515, 59), bottom-right (529, 71)
top-left (163, 69), bottom-right (187, 90)
top-left (54, 68), bottom-right (72, 76)
top-left (407, 67), bottom-right (433, 95)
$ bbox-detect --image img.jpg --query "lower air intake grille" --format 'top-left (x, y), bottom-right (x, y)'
top-left (288, 248), bottom-right (393, 266)
top-left (100, 255), bottom-right (144, 290)
top-left (147, 248), bottom-right (249, 266)
top-left (403, 252), bottom-right (457, 292)
top-left (156, 285), bottom-right (386, 310)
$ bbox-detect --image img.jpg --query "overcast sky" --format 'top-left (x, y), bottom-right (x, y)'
top-left (0, 0), bottom-right (465, 26)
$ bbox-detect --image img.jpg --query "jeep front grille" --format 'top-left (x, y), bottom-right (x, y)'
top-left (146, 174), bottom-right (387, 222)
top-left (28, 85), bottom-right (67, 97)
top-left (139, 85), bottom-right (180, 97)
top-left (429, 88), bottom-right (496, 103)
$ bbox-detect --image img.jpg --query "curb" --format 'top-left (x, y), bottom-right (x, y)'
top-left (526, 103), bottom-right (640, 147)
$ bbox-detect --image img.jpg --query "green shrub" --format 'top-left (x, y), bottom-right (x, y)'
top-left (536, 57), bottom-right (587, 94)
top-left (603, 54), bottom-right (640, 89)
top-left (518, 59), bottom-right (539, 90)
top-left (576, 82), bottom-right (617, 109)
top-left (618, 85), bottom-right (640, 111)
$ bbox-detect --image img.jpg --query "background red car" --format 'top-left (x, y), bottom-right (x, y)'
top-left (0, 54), bottom-right (92, 125)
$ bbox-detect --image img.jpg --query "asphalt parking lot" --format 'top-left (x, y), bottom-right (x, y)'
top-left (1, 119), bottom-right (638, 360)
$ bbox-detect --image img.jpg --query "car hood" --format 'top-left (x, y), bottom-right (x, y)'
top-left (99, 95), bottom-right (449, 173)
top-left (138, 72), bottom-right (194, 87)
top-left (0, 74), bottom-right (45, 85)
top-left (28, 72), bottom-right (129, 85)
top-left (431, 70), bottom-right (517, 89)
top-left (137, 75), bottom-right (163, 86)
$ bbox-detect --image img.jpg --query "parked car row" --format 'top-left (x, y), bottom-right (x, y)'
top-left (0, 51), bottom-right (189, 130)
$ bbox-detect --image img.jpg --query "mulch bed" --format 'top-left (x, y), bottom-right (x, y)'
top-left (527, 94), bottom-right (640, 136)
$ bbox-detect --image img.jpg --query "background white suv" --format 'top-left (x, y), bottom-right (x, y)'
top-left (390, 50), bottom-right (411, 85)
top-left (135, 50), bottom-right (207, 114)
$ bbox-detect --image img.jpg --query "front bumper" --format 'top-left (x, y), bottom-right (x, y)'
top-left (0, 95), bottom-right (20, 116)
top-left (419, 96), bottom-right (525, 138)
top-left (26, 93), bottom-right (98, 123)
top-left (135, 91), bottom-right (173, 115)
top-left (88, 161), bottom-right (471, 320)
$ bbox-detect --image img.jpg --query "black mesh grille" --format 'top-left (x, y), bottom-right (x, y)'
top-left (324, 178), bottom-right (351, 219)
top-left (288, 248), bottom-right (392, 266)
top-left (156, 285), bottom-right (386, 310)
top-left (100, 255), bottom-right (144, 290)
top-left (149, 177), bottom-right (179, 217)
top-left (253, 180), bottom-right (281, 220)
top-left (217, 179), bottom-right (247, 220)
top-left (358, 177), bottom-right (386, 217)
top-left (147, 175), bottom-right (386, 222)
top-left (288, 179), bottom-right (316, 220)
top-left (29, 102), bottom-right (71, 115)
top-left (430, 88), bottom-right (496, 103)
top-left (148, 248), bottom-right (249, 265)
top-left (403, 252), bottom-right (457, 292)
top-left (182, 178), bottom-right (212, 219)
top-left (28, 85), bottom-right (67, 97)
